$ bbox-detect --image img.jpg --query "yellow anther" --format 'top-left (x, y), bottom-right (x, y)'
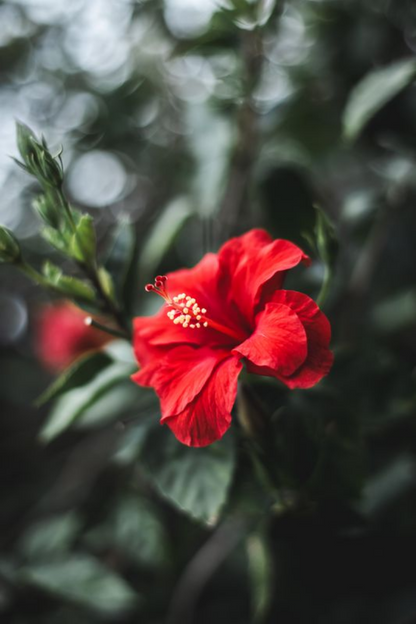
top-left (201, 308), bottom-right (207, 314)
top-left (173, 315), bottom-right (185, 325)
top-left (166, 292), bottom-right (209, 331)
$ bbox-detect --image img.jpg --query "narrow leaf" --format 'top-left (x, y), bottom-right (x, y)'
top-left (41, 227), bottom-right (69, 253)
top-left (36, 351), bottom-right (112, 406)
top-left (20, 555), bottom-right (138, 614)
top-left (343, 58), bottom-right (416, 141)
top-left (139, 196), bottom-right (192, 280)
top-left (40, 361), bottom-right (135, 442)
top-left (105, 218), bottom-right (138, 315)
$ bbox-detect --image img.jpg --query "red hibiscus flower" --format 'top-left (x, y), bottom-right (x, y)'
top-left (132, 229), bottom-right (333, 447)
top-left (36, 301), bottom-right (112, 372)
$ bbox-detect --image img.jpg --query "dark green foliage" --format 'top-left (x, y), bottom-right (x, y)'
top-left (1, 0), bottom-right (416, 623)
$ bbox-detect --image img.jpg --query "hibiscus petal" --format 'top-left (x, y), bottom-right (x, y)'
top-left (133, 252), bottom-right (242, 362)
top-left (165, 252), bottom-right (219, 301)
top-left (133, 313), bottom-right (205, 367)
top-left (234, 302), bottom-right (308, 376)
top-left (218, 229), bottom-right (310, 323)
top-left (132, 346), bottom-right (223, 416)
top-left (248, 290), bottom-right (333, 389)
top-left (161, 355), bottom-right (243, 447)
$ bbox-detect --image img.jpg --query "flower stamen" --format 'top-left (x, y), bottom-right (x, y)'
top-left (145, 276), bottom-right (210, 330)
top-left (145, 275), bottom-right (244, 342)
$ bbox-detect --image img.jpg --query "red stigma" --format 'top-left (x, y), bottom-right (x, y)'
top-left (145, 276), bottom-right (170, 302)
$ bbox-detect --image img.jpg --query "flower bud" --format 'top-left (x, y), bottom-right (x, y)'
top-left (16, 122), bottom-right (38, 166)
top-left (15, 122), bottom-right (63, 188)
top-left (0, 226), bottom-right (21, 264)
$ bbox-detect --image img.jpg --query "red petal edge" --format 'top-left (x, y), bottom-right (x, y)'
top-left (247, 290), bottom-right (333, 389)
top-left (161, 355), bottom-right (243, 447)
top-left (234, 302), bottom-right (308, 376)
top-left (218, 229), bottom-right (310, 323)
top-left (132, 346), bottom-right (224, 417)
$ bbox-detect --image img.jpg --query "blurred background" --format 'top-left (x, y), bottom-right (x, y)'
top-left (1, 0), bottom-right (416, 622)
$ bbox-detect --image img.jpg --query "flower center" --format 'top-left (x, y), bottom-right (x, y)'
top-left (145, 275), bottom-right (244, 342)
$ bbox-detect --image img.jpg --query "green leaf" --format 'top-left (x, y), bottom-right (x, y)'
top-left (139, 196), bottom-right (192, 280)
top-left (41, 226), bottom-right (70, 253)
top-left (36, 351), bottom-right (113, 406)
top-left (20, 555), bottom-right (138, 614)
top-left (140, 426), bottom-right (236, 525)
top-left (56, 275), bottom-right (96, 301)
top-left (85, 496), bottom-right (168, 569)
top-left (70, 214), bottom-right (96, 264)
top-left (40, 361), bottom-right (135, 442)
top-left (105, 218), bottom-right (138, 315)
top-left (42, 261), bottom-right (96, 302)
top-left (32, 194), bottom-right (61, 229)
top-left (19, 513), bottom-right (81, 560)
top-left (186, 101), bottom-right (233, 216)
top-left (343, 58), bottom-right (416, 141)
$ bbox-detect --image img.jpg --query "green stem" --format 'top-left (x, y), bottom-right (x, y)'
top-left (56, 186), bottom-right (77, 230)
top-left (56, 187), bottom-right (131, 338)
top-left (19, 262), bottom-right (92, 304)
top-left (20, 262), bottom-right (53, 290)
top-left (83, 262), bottom-right (131, 338)
top-left (84, 316), bottom-right (128, 340)
top-left (317, 265), bottom-right (332, 308)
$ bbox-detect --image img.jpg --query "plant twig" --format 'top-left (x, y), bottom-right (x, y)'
top-left (84, 316), bottom-right (129, 340)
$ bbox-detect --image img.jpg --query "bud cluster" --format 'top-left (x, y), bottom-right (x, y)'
top-left (0, 123), bottom-right (130, 341)
top-left (16, 123), bottom-right (63, 188)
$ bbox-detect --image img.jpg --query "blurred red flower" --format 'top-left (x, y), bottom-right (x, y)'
top-left (132, 229), bottom-right (333, 447)
top-left (36, 301), bottom-right (111, 372)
